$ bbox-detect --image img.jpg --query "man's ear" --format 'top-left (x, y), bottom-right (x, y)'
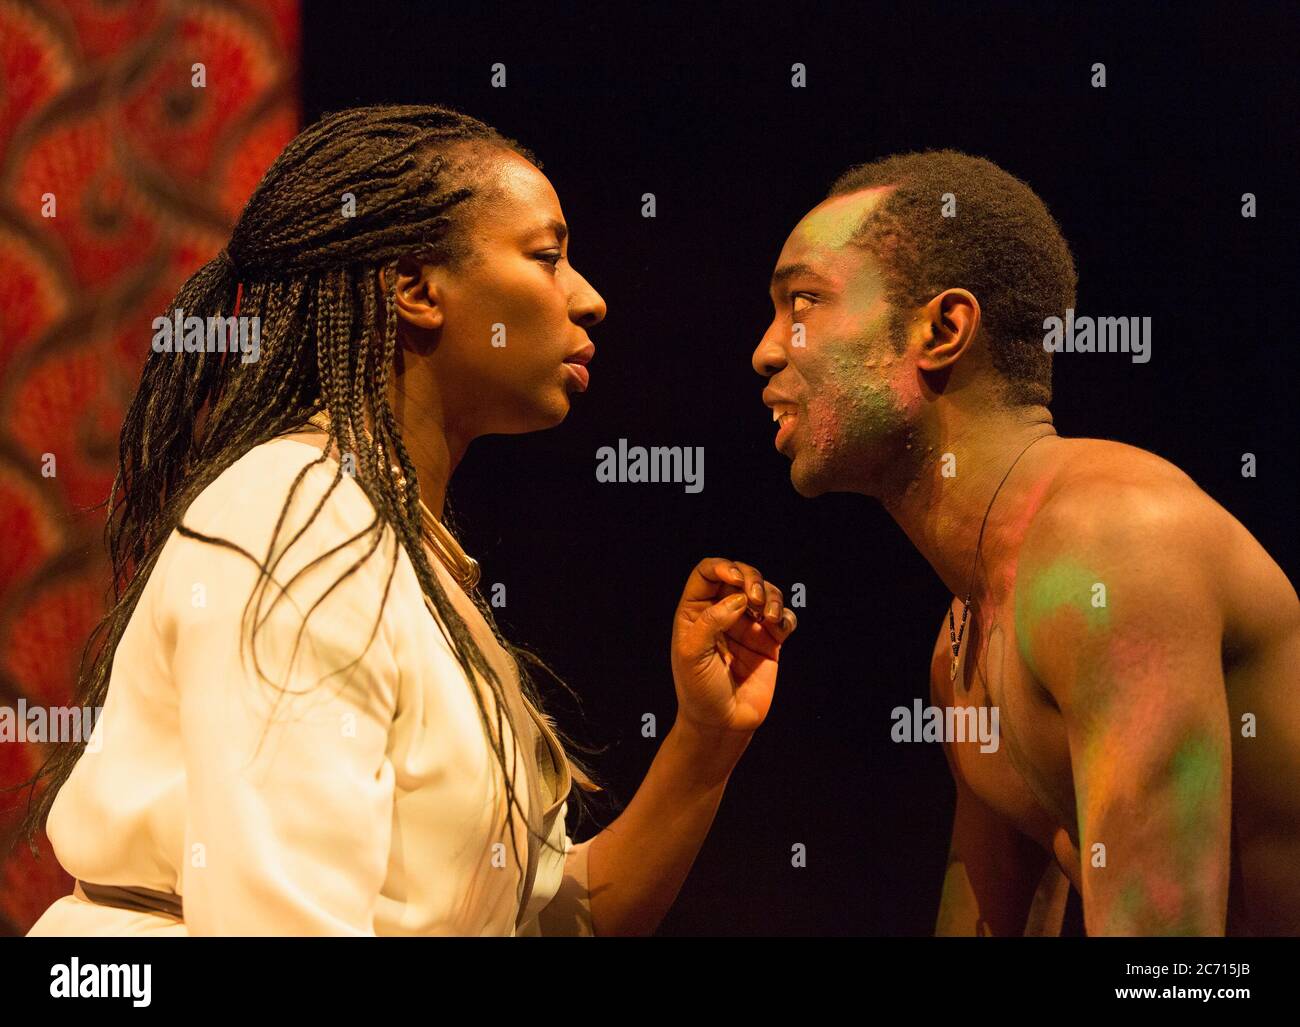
top-left (380, 255), bottom-right (444, 334)
top-left (915, 288), bottom-right (980, 372)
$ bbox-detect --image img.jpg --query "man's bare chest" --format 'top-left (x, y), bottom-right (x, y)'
top-left (935, 599), bottom-right (1081, 860)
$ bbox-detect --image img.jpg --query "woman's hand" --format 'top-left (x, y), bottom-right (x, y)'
top-left (669, 557), bottom-right (797, 737)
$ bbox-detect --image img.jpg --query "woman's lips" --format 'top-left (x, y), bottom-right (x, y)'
top-left (563, 361), bottom-right (589, 391)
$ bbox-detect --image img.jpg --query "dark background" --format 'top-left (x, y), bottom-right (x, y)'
top-left (302, 1), bottom-right (1297, 935)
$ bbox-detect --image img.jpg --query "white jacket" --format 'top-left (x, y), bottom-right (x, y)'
top-left (27, 436), bottom-right (593, 936)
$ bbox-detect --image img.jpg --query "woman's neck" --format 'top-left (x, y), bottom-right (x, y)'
top-left (396, 415), bottom-right (460, 521)
top-left (387, 372), bottom-right (471, 523)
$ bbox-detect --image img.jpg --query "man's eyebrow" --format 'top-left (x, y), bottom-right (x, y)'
top-left (769, 263), bottom-right (833, 291)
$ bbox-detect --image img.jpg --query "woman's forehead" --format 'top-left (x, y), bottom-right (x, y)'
top-left (476, 152), bottom-right (563, 227)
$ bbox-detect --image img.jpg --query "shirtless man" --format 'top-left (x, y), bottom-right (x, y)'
top-left (751, 149), bottom-right (1300, 936)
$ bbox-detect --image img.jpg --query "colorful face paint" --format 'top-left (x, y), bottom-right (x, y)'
top-left (763, 187), bottom-right (929, 497)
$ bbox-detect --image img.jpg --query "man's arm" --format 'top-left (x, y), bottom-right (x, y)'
top-left (936, 748), bottom-right (1068, 936)
top-left (1017, 484), bottom-right (1232, 935)
top-left (931, 613), bottom-right (1067, 937)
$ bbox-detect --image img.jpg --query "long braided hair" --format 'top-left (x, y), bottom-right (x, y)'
top-left (11, 105), bottom-right (602, 876)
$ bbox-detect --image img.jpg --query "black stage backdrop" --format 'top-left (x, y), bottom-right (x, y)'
top-left (301, 2), bottom-right (1298, 936)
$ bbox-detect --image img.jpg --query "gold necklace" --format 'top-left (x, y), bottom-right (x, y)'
top-left (303, 410), bottom-right (481, 591)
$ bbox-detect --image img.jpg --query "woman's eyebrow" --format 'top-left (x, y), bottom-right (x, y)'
top-left (525, 218), bottom-right (568, 244)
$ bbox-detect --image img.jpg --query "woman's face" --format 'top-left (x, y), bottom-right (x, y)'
top-left (393, 148), bottom-right (607, 440)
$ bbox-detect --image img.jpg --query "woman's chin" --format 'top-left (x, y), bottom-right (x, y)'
top-left (541, 404), bottom-right (569, 429)
top-left (548, 382), bottom-right (583, 422)
top-left (538, 390), bottom-right (571, 426)
top-left (501, 394), bottom-right (570, 433)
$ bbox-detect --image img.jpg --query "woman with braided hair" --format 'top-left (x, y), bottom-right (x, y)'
top-left (18, 105), bottom-right (797, 936)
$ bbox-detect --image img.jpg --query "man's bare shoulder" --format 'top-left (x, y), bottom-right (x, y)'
top-left (1014, 436), bottom-right (1297, 664)
top-left (1022, 437), bottom-right (1231, 563)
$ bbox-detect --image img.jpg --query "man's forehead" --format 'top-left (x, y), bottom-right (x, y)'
top-left (784, 186), bottom-right (894, 256)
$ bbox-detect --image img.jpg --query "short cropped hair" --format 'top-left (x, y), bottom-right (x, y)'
top-left (827, 150), bottom-right (1077, 406)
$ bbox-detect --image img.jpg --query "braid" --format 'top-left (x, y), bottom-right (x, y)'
top-left (9, 105), bottom-right (602, 870)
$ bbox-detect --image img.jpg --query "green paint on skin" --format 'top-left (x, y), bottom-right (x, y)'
top-left (806, 343), bottom-right (909, 459)
top-left (1014, 557), bottom-right (1110, 677)
top-left (1019, 563), bottom-right (1223, 934)
top-left (1109, 876), bottom-right (1208, 935)
top-left (1169, 733), bottom-right (1224, 851)
top-left (1016, 557), bottom-right (1111, 843)
top-left (796, 187), bottom-right (894, 252)
top-left (1091, 760), bottom-right (1220, 933)
top-left (1015, 557), bottom-right (1111, 636)
top-left (1110, 881), bottom-right (1149, 932)
top-left (1108, 880), bottom-right (1178, 935)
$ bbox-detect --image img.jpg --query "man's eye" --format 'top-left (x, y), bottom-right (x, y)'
top-left (535, 251), bottom-right (563, 267)
top-left (791, 293), bottom-right (815, 313)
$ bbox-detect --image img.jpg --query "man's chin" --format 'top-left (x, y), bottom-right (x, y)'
top-left (788, 457), bottom-right (829, 498)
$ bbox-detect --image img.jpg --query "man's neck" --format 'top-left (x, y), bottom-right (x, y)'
top-left (881, 406), bottom-right (1060, 602)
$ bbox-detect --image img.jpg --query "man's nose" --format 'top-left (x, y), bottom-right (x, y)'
top-left (751, 322), bottom-right (788, 377)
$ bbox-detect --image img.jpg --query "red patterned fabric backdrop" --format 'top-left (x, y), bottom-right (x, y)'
top-left (0, 0), bottom-right (299, 935)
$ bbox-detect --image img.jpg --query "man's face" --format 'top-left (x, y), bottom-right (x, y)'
top-left (752, 187), bottom-right (921, 498)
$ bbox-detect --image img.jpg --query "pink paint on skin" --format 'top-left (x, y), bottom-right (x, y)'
top-left (808, 404), bottom-right (843, 455)
top-left (803, 352), bottom-right (894, 458)
top-left (1137, 872), bottom-right (1187, 925)
top-left (1000, 471), bottom-right (1058, 599)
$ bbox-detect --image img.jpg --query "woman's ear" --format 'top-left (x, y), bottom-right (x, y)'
top-left (381, 256), bottom-right (443, 333)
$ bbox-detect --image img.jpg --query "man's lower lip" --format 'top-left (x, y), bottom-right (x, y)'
top-left (775, 414), bottom-right (797, 450)
top-left (563, 362), bottom-right (589, 390)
